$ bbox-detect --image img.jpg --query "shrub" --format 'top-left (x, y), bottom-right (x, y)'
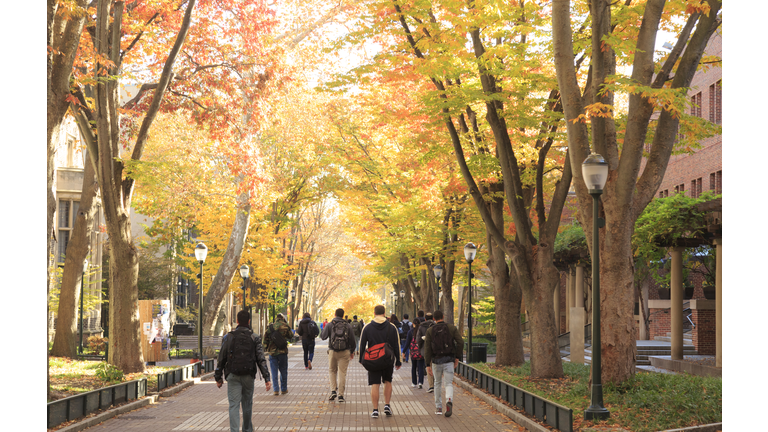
top-left (87, 336), bottom-right (108, 354)
top-left (95, 363), bottom-right (124, 383)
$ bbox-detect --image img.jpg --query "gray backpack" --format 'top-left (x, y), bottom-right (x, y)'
top-left (330, 322), bottom-right (349, 351)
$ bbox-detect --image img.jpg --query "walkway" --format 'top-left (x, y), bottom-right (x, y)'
top-left (80, 340), bottom-right (525, 432)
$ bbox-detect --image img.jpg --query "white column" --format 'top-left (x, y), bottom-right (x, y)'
top-left (671, 247), bottom-right (684, 360)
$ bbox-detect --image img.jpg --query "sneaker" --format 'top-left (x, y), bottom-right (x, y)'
top-left (384, 404), bottom-right (392, 416)
top-left (305, 367), bottom-right (308, 370)
top-left (371, 410), bottom-right (379, 419)
top-left (281, 390), bottom-right (288, 395)
top-left (328, 391), bottom-right (337, 401)
top-left (337, 395), bottom-right (345, 402)
top-left (308, 360), bottom-right (312, 370)
top-left (418, 384), bottom-right (423, 389)
top-left (445, 400), bottom-right (453, 418)
top-left (427, 387), bottom-right (434, 393)
top-left (435, 407), bottom-right (442, 415)
top-left (274, 391), bottom-right (280, 396)
top-left (412, 384), bottom-right (417, 388)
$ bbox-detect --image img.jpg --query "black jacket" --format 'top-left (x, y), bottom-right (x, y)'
top-left (215, 325), bottom-right (270, 382)
top-left (320, 316), bottom-right (356, 352)
top-left (296, 317), bottom-right (316, 341)
top-left (423, 321), bottom-right (463, 365)
top-left (358, 316), bottom-right (401, 367)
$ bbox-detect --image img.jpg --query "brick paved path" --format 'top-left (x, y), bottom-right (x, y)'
top-left (82, 341), bottom-right (524, 432)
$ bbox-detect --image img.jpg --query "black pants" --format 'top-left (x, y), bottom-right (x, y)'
top-left (302, 338), bottom-right (315, 367)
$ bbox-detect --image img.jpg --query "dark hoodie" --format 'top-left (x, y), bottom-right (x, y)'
top-left (297, 317), bottom-right (315, 341)
top-left (358, 315), bottom-right (402, 367)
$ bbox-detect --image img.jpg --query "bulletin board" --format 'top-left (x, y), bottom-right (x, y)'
top-left (139, 299), bottom-right (171, 362)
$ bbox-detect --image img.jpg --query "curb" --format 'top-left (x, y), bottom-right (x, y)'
top-left (53, 372), bottom-right (216, 432)
top-left (662, 424), bottom-right (723, 432)
top-left (454, 376), bottom-right (549, 432)
top-left (54, 395), bottom-right (159, 432)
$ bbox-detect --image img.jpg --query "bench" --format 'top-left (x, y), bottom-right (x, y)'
top-left (172, 335), bottom-right (224, 358)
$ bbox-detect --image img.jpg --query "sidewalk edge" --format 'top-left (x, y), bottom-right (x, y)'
top-left (454, 376), bottom-right (549, 432)
top-left (53, 372), bottom-right (216, 432)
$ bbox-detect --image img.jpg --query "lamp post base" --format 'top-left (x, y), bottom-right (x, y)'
top-left (584, 405), bottom-right (610, 421)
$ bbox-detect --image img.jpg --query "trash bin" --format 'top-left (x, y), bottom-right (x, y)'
top-left (471, 345), bottom-right (487, 363)
top-left (464, 342), bottom-right (488, 363)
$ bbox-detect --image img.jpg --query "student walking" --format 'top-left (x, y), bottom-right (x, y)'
top-left (416, 312), bottom-right (435, 392)
top-left (424, 310), bottom-right (463, 417)
top-left (297, 312), bottom-right (319, 370)
top-left (350, 315), bottom-right (364, 355)
top-left (320, 308), bottom-right (356, 402)
top-left (359, 305), bottom-right (402, 419)
top-left (404, 319), bottom-right (425, 388)
top-left (263, 313), bottom-right (293, 395)
top-left (214, 311), bottom-right (271, 432)
top-left (400, 314), bottom-right (411, 361)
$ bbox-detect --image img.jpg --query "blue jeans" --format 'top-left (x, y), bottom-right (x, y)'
top-left (411, 358), bottom-right (425, 385)
top-left (432, 361), bottom-right (455, 409)
top-left (302, 339), bottom-right (315, 367)
top-left (269, 353), bottom-right (288, 392)
top-left (226, 373), bottom-right (254, 432)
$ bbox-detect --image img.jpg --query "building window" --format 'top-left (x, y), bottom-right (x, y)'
top-left (710, 170), bottom-right (722, 195)
top-left (709, 80), bottom-right (722, 125)
top-left (57, 199), bottom-right (80, 263)
top-left (691, 92), bottom-right (702, 118)
top-left (674, 183), bottom-right (685, 195)
top-left (691, 178), bottom-right (702, 198)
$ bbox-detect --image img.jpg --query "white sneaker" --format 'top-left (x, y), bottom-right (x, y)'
top-left (418, 384), bottom-right (423, 389)
top-left (435, 407), bottom-right (442, 415)
top-left (412, 384), bottom-right (417, 388)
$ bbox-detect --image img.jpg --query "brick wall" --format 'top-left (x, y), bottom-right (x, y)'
top-left (692, 309), bottom-right (716, 355)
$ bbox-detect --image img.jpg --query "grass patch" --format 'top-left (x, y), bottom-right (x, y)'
top-left (472, 362), bottom-right (721, 432)
top-left (49, 357), bottom-right (178, 401)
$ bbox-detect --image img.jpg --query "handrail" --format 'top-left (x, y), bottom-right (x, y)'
top-left (457, 362), bottom-right (573, 432)
top-left (47, 377), bottom-right (147, 429)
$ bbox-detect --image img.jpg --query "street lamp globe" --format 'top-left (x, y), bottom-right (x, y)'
top-left (194, 242), bottom-right (208, 263)
top-left (582, 152), bottom-right (609, 193)
top-left (290, 288), bottom-right (296, 300)
top-left (464, 242), bottom-right (477, 263)
top-left (399, 290), bottom-right (405, 299)
top-left (433, 264), bottom-right (443, 279)
top-left (239, 264), bottom-right (249, 279)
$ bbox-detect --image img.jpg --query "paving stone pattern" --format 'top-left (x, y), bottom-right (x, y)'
top-left (82, 341), bottom-right (524, 432)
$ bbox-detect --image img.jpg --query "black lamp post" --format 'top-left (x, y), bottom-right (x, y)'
top-left (315, 299), bottom-right (320, 321)
top-left (433, 264), bottom-right (443, 310)
top-left (195, 242), bottom-right (208, 361)
top-left (290, 288), bottom-right (296, 324)
top-left (464, 243), bottom-right (476, 363)
top-left (239, 264), bottom-right (249, 311)
top-left (582, 152), bottom-right (610, 421)
top-left (399, 289), bottom-right (405, 318)
top-left (78, 259), bottom-right (88, 355)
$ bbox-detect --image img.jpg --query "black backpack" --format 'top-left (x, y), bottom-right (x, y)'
top-left (330, 321), bottom-right (349, 351)
top-left (401, 320), bottom-right (411, 336)
top-left (267, 323), bottom-right (288, 350)
top-left (430, 322), bottom-right (454, 358)
top-left (227, 329), bottom-right (256, 376)
top-left (350, 320), bottom-right (362, 336)
top-left (308, 320), bottom-right (320, 338)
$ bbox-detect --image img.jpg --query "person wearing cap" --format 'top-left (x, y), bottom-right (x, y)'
top-left (263, 313), bottom-right (293, 395)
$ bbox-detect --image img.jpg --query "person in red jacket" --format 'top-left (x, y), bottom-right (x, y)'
top-left (358, 305), bottom-right (402, 418)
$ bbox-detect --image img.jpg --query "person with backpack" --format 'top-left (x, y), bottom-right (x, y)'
top-left (215, 310), bottom-right (271, 432)
top-left (320, 308), bottom-right (356, 402)
top-left (262, 313), bottom-right (293, 395)
top-left (404, 319), bottom-right (425, 388)
top-left (359, 305), bottom-right (402, 419)
top-left (424, 309), bottom-right (463, 417)
top-left (350, 315), bottom-right (364, 356)
top-left (416, 312), bottom-right (435, 392)
top-left (400, 314), bottom-right (411, 362)
top-left (297, 312), bottom-right (319, 370)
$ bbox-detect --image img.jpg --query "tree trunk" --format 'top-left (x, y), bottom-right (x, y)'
top-left (202, 193), bottom-right (251, 337)
top-left (485, 182), bottom-right (525, 367)
top-left (107, 226), bottom-right (144, 373)
top-left (51, 160), bottom-right (100, 357)
top-left (440, 259), bottom-right (456, 325)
